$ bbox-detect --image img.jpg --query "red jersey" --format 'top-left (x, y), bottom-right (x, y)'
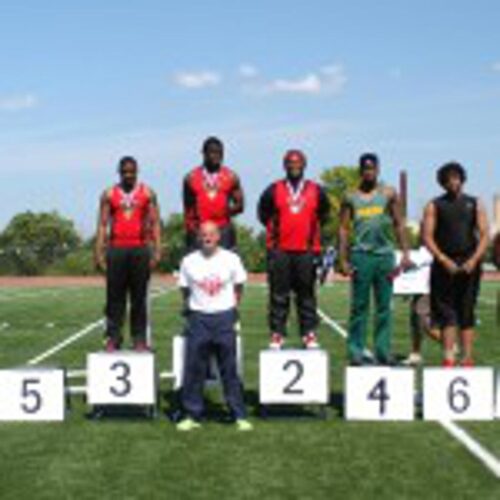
top-left (266, 179), bottom-right (322, 253)
top-left (184, 166), bottom-right (239, 231)
top-left (108, 183), bottom-right (153, 248)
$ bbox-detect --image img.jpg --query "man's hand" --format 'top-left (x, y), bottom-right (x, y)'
top-left (440, 256), bottom-right (460, 275)
top-left (400, 252), bottom-right (414, 272)
top-left (461, 257), bottom-right (478, 274)
top-left (150, 247), bottom-right (162, 270)
top-left (339, 259), bottom-right (354, 277)
top-left (95, 251), bottom-right (107, 273)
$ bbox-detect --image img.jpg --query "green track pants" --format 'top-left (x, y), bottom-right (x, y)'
top-left (348, 252), bottom-right (395, 362)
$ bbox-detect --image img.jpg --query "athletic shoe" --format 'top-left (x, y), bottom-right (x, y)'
top-left (176, 418), bottom-right (201, 432)
top-left (442, 359), bottom-right (455, 368)
top-left (401, 353), bottom-right (423, 367)
top-left (362, 349), bottom-right (375, 365)
top-left (105, 338), bottom-right (119, 353)
top-left (269, 333), bottom-right (284, 350)
top-left (235, 419), bottom-right (254, 431)
top-left (133, 340), bottom-right (150, 353)
top-left (461, 358), bottom-right (474, 368)
top-left (302, 332), bottom-right (320, 349)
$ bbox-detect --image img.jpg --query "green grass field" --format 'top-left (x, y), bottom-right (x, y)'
top-left (0, 281), bottom-right (499, 499)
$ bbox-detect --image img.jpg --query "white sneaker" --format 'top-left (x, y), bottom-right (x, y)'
top-left (401, 352), bottom-right (422, 367)
top-left (269, 333), bottom-right (284, 350)
top-left (302, 332), bottom-right (320, 349)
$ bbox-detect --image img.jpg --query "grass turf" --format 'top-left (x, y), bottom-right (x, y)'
top-left (0, 282), bottom-right (498, 499)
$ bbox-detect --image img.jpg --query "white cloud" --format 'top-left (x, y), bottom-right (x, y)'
top-left (262, 64), bottom-right (347, 95)
top-left (491, 61), bottom-right (500, 72)
top-left (269, 74), bottom-right (322, 94)
top-left (173, 71), bottom-right (221, 89)
top-left (0, 93), bottom-right (38, 111)
top-left (238, 64), bottom-right (259, 78)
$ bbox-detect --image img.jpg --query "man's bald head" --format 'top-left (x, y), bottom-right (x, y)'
top-left (199, 221), bottom-right (221, 254)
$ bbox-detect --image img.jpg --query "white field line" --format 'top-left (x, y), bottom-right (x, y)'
top-left (317, 308), bottom-right (347, 338)
top-left (318, 306), bottom-right (500, 478)
top-left (26, 287), bottom-right (172, 366)
top-left (438, 420), bottom-right (500, 479)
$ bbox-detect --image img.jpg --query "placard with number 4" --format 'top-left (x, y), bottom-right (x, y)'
top-left (345, 367), bottom-right (415, 421)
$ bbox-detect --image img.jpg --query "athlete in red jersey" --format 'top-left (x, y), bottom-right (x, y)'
top-left (258, 150), bottom-right (330, 349)
top-left (183, 137), bottom-right (244, 250)
top-left (95, 156), bottom-right (161, 351)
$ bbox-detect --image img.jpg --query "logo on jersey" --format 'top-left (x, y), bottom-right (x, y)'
top-left (196, 275), bottom-right (224, 296)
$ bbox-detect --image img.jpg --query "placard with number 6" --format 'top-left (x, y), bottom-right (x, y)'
top-left (259, 349), bottom-right (329, 405)
top-left (0, 368), bottom-right (65, 421)
top-left (345, 367), bottom-right (415, 421)
top-left (423, 368), bottom-right (494, 421)
top-left (87, 352), bottom-right (156, 406)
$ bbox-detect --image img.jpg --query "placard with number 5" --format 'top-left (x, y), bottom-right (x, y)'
top-left (0, 368), bottom-right (65, 421)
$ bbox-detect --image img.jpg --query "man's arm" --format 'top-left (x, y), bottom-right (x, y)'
top-left (148, 190), bottom-right (162, 269)
top-left (257, 184), bottom-right (275, 226)
top-left (387, 186), bottom-right (411, 269)
top-left (463, 200), bottom-right (489, 273)
top-left (338, 196), bottom-right (353, 276)
top-left (94, 190), bottom-right (110, 272)
top-left (422, 201), bottom-right (459, 274)
top-left (229, 174), bottom-right (244, 217)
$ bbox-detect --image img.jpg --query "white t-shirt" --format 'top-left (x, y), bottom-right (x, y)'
top-left (178, 248), bottom-right (247, 313)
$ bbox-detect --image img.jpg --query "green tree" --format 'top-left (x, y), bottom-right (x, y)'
top-left (236, 224), bottom-right (266, 272)
top-left (320, 165), bottom-right (360, 245)
top-left (159, 213), bottom-right (185, 272)
top-left (0, 211), bottom-right (81, 275)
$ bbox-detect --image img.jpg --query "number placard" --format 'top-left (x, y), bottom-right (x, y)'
top-left (87, 352), bottom-right (156, 406)
top-left (423, 368), bottom-right (494, 421)
top-left (259, 350), bottom-right (329, 405)
top-left (345, 367), bottom-right (415, 421)
top-left (0, 368), bottom-right (65, 421)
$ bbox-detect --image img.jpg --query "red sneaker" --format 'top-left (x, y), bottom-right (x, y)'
top-left (302, 332), bottom-right (320, 349)
top-left (442, 359), bottom-right (455, 368)
top-left (461, 358), bottom-right (474, 368)
top-left (269, 333), bottom-right (284, 350)
top-left (105, 338), bottom-right (119, 353)
top-left (133, 340), bottom-right (150, 352)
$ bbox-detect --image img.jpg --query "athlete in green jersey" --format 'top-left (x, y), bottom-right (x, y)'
top-left (339, 153), bottom-right (411, 365)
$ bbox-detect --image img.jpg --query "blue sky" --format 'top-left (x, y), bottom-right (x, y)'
top-left (0, 0), bottom-right (499, 236)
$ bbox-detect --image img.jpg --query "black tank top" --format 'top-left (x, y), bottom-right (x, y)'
top-left (433, 193), bottom-right (478, 260)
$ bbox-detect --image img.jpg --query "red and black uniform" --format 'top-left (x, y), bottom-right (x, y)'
top-left (183, 166), bottom-right (243, 250)
top-left (258, 179), bottom-right (330, 337)
top-left (106, 183), bottom-right (154, 344)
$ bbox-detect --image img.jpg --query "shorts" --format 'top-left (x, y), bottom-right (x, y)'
top-left (430, 261), bottom-right (481, 329)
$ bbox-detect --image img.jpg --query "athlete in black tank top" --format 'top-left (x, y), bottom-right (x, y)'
top-left (422, 162), bottom-right (489, 368)
top-left (433, 193), bottom-right (478, 262)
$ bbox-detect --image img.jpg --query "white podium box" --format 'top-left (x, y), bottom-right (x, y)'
top-left (259, 349), bottom-right (329, 405)
top-left (423, 368), bottom-right (495, 421)
top-left (0, 368), bottom-right (65, 421)
top-left (172, 335), bottom-right (243, 390)
top-left (345, 367), bottom-right (415, 421)
top-left (87, 352), bottom-right (156, 406)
